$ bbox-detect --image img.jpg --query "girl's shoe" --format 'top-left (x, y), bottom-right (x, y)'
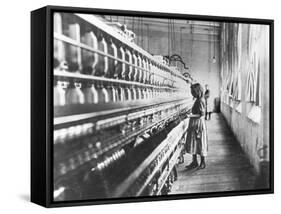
top-left (185, 161), bottom-right (198, 170)
top-left (199, 161), bottom-right (206, 169)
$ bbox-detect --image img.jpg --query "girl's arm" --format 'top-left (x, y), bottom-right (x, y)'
top-left (187, 114), bottom-right (201, 118)
top-left (187, 99), bottom-right (205, 118)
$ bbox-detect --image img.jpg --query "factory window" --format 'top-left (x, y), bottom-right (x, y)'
top-left (246, 52), bottom-right (261, 106)
top-left (246, 52), bottom-right (261, 124)
top-left (235, 25), bottom-right (242, 102)
top-left (224, 24), bottom-right (242, 110)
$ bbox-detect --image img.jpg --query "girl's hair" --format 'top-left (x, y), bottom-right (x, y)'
top-left (191, 83), bottom-right (204, 98)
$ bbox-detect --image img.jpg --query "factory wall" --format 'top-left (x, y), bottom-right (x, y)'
top-left (135, 29), bottom-right (221, 112)
top-left (219, 23), bottom-right (270, 187)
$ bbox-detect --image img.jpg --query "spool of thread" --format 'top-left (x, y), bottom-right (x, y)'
top-left (65, 81), bottom-right (85, 105)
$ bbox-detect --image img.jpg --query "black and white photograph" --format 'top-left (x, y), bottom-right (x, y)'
top-left (52, 10), bottom-right (272, 202)
top-left (50, 9), bottom-right (272, 204)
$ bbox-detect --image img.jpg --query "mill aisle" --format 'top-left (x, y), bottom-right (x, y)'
top-left (170, 113), bottom-right (257, 194)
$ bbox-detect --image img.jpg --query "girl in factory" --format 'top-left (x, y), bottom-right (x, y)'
top-left (185, 83), bottom-right (208, 170)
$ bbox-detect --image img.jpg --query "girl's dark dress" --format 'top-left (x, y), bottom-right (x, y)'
top-left (185, 98), bottom-right (208, 156)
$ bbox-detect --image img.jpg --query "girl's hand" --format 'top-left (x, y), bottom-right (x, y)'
top-left (188, 114), bottom-right (201, 118)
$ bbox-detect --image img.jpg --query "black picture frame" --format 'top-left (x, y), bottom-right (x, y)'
top-left (31, 5), bottom-right (274, 208)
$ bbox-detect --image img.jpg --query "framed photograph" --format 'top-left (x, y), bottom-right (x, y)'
top-left (31, 5), bottom-right (274, 207)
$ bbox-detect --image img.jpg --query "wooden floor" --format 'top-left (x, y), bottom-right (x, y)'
top-left (170, 113), bottom-right (257, 194)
